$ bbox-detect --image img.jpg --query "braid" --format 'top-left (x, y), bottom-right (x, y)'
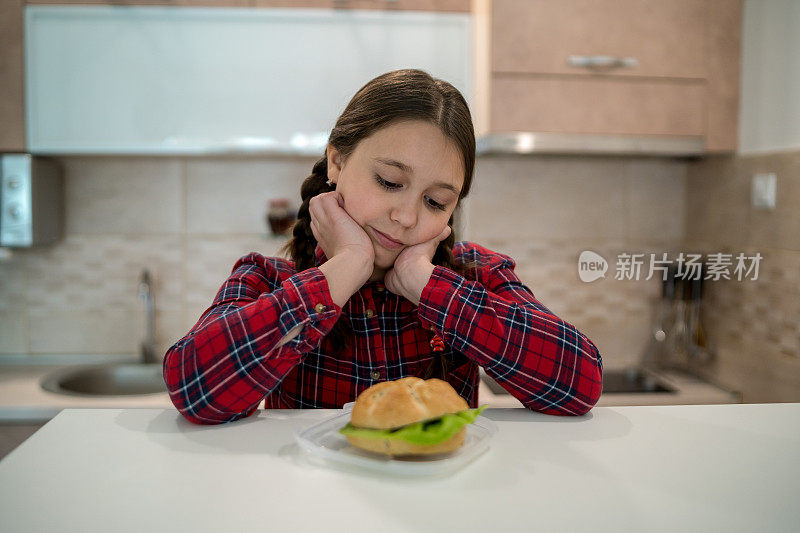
top-left (432, 229), bottom-right (461, 274)
top-left (282, 154), bottom-right (352, 354)
top-left (284, 156), bottom-right (335, 272)
top-left (431, 215), bottom-right (472, 277)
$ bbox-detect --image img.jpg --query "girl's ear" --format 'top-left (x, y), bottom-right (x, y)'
top-left (326, 144), bottom-right (343, 183)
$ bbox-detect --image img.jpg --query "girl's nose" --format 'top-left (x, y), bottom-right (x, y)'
top-left (390, 199), bottom-right (418, 228)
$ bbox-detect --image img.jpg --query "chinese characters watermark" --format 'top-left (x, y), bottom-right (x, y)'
top-left (578, 251), bottom-right (762, 282)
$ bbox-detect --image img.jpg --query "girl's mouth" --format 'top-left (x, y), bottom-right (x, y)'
top-left (371, 227), bottom-right (404, 250)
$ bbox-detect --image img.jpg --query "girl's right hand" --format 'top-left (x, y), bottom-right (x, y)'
top-left (309, 191), bottom-right (374, 266)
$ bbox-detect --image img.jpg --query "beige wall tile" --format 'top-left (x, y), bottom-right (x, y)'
top-left (626, 159), bottom-right (687, 245)
top-left (744, 151), bottom-right (800, 251)
top-left (185, 157), bottom-right (313, 234)
top-left (157, 307), bottom-right (190, 360)
top-left (184, 234), bottom-right (287, 310)
top-left (22, 235), bottom-right (184, 312)
top-left (27, 308), bottom-right (141, 355)
top-left (685, 155), bottom-right (751, 248)
top-left (683, 150), bottom-right (800, 403)
top-left (0, 312), bottom-right (28, 354)
top-left (470, 156), bottom-right (626, 243)
top-left (0, 255), bottom-right (29, 311)
top-left (62, 157), bottom-right (183, 235)
top-left (695, 245), bottom-right (800, 401)
top-left (577, 311), bottom-right (635, 369)
top-left (4, 153), bottom-right (694, 386)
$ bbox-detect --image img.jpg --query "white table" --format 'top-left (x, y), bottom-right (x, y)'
top-left (1, 405), bottom-right (798, 532)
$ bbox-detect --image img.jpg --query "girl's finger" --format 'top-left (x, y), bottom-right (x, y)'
top-left (314, 192), bottom-right (338, 218)
top-left (322, 191), bottom-right (345, 213)
top-left (308, 202), bottom-right (321, 225)
top-left (309, 195), bottom-right (329, 224)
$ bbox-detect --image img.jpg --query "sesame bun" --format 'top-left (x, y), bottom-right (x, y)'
top-left (346, 377), bottom-right (470, 456)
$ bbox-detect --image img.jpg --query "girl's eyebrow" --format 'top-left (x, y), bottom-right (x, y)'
top-left (374, 157), bottom-right (460, 195)
top-left (374, 157), bottom-right (413, 173)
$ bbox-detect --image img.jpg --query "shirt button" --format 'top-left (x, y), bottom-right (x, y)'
top-left (375, 286), bottom-right (385, 293)
top-left (371, 370), bottom-right (381, 380)
top-left (314, 303), bottom-right (326, 313)
top-left (365, 309), bottom-right (374, 318)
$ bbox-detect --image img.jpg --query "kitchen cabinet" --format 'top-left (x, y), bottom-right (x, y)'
top-left (493, 0), bottom-right (707, 79)
top-left (250, 1), bottom-right (469, 11)
top-left (0, 0), bottom-right (25, 152)
top-left (26, 1), bottom-right (251, 6)
top-left (23, 4), bottom-right (470, 155)
top-left (474, 0), bottom-right (742, 153)
top-left (27, 0), bottom-right (469, 11)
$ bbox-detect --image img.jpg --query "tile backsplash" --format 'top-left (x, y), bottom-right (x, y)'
top-left (5, 150), bottom-right (794, 403)
top-left (685, 150), bottom-right (800, 402)
top-left (0, 154), bottom-right (686, 374)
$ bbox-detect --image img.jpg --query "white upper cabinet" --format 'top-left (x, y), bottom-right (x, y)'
top-left (25, 5), bottom-right (471, 155)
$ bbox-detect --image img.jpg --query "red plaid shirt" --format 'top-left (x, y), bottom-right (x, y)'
top-left (163, 242), bottom-right (603, 424)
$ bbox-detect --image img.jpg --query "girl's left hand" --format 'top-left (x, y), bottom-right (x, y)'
top-left (384, 225), bottom-right (452, 305)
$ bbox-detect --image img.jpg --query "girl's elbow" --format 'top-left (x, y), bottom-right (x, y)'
top-left (175, 405), bottom-right (221, 425)
top-left (584, 343), bottom-right (604, 412)
top-left (163, 344), bottom-right (227, 425)
top-left (523, 364), bottom-right (602, 416)
top-left (168, 392), bottom-right (259, 425)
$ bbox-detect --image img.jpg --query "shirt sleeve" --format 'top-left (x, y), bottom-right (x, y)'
top-left (163, 253), bottom-right (340, 425)
top-left (416, 250), bottom-right (603, 416)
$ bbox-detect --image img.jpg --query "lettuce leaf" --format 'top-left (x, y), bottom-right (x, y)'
top-left (339, 405), bottom-right (488, 446)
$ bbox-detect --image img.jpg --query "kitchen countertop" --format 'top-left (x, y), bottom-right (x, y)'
top-left (0, 362), bottom-right (739, 423)
top-left (1, 404), bottom-right (797, 532)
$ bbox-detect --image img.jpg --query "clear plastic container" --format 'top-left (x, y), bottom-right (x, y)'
top-left (293, 403), bottom-right (498, 477)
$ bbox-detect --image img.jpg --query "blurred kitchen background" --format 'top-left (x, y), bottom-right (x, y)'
top-left (1, 0), bottom-right (799, 449)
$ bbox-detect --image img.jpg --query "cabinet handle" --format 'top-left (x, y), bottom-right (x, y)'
top-left (567, 55), bottom-right (639, 70)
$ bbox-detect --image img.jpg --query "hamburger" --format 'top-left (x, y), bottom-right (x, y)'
top-left (338, 377), bottom-right (487, 457)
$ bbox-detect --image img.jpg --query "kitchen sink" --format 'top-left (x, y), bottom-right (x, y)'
top-left (480, 367), bottom-right (675, 395)
top-left (601, 368), bottom-right (675, 394)
top-left (40, 363), bottom-right (166, 396)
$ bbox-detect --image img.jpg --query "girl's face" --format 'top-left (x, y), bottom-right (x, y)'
top-left (326, 120), bottom-right (465, 278)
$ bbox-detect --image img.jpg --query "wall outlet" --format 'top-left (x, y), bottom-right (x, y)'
top-left (752, 173), bottom-right (777, 210)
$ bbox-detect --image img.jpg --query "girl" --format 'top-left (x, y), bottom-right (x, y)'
top-left (163, 69), bottom-right (603, 424)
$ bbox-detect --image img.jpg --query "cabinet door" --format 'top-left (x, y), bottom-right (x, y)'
top-left (250, 1), bottom-right (469, 11)
top-left (29, 0), bottom-right (468, 9)
top-left (492, 0), bottom-right (707, 79)
top-left (27, 1), bottom-right (250, 5)
top-left (1, 0), bottom-right (25, 152)
top-left (705, 0), bottom-right (741, 152)
top-left (25, 5), bottom-right (471, 154)
top-left (491, 75), bottom-right (706, 136)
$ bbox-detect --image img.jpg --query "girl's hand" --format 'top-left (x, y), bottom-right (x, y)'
top-left (309, 191), bottom-right (374, 267)
top-left (384, 225), bottom-right (452, 305)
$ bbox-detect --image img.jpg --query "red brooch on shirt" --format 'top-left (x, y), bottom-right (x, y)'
top-left (429, 334), bottom-right (445, 352)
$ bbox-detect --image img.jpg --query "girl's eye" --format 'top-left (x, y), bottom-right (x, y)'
top-left (425, 197), bottom-right (447, 211)
top-left (375, 175), bottom-right (402, 190)
top-left (375, 174), bottom-right (447, 211)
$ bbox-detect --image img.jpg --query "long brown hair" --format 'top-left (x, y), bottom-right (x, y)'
top-left (283, 69), bottom-right (476, 372)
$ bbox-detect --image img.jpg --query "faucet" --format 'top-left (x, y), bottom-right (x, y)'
top-left (138, 269), bottom-right (158, 364)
